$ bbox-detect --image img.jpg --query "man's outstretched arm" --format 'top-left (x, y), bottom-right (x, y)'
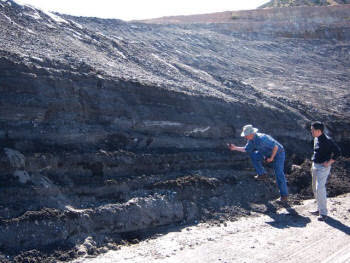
top-left (227, 143), bottom-right (246, 153)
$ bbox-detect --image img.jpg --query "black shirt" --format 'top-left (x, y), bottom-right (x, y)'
top-left (312, 133), bottom-right (341, 164)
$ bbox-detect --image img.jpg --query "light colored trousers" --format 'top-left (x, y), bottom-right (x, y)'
top-left (311, 162), bottom-right (331, 216)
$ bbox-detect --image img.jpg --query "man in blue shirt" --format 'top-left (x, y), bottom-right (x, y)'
top-left (228, 124), bottom-right (288, 201)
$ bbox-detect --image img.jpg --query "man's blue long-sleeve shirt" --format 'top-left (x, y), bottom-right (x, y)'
top-left (245, 133), bottom-right (284, 158)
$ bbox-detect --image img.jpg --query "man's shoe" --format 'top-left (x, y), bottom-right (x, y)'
top-left (309, 210), bottom-right (319, 216)
top-left (318, 215), bottom-right (328, 221)
top-left (254, 174), bottom-right (268, 181)
top-left (280, 196), bottom-right (288, 202)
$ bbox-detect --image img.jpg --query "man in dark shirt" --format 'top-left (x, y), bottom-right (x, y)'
top-left (310, 121), bottom-right (341, 221)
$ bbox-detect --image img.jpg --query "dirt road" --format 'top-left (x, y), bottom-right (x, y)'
top-left (72, 194), bottom-right (350, 263)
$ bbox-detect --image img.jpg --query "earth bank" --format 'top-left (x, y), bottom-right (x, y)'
top-left (0, 0), bottom-right (349, 262)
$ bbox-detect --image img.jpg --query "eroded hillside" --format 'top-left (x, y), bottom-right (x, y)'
top-left (0, 0), bottom-right (349, 261)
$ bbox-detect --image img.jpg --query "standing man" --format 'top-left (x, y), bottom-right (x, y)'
top-left (228, 124), bottom-right (288, 201)
top-left (310, 121), bottom-right (341, 221)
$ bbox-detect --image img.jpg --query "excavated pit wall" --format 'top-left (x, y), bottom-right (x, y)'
top-left (0, 0), bottom-right (350, 259)
top-left (0, 59), bottom-right (313, 254)
top-left (0, 62), bottom-right (348, 254)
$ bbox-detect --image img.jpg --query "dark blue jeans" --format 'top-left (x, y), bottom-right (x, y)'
top-left (249, 150), bottom-right (288, 197)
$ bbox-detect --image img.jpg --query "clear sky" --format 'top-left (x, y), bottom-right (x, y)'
top-left (14, 0), bottom-right (270, 21)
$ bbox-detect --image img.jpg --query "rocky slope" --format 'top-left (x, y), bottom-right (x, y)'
top-left (0, 0), bottom-right (349, 261)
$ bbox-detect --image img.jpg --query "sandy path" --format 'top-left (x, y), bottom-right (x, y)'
top-left (73, 194), bottom-right (350, 263)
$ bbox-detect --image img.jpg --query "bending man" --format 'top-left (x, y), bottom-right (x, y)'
top-left (228, 124), bottom-right (288, 201)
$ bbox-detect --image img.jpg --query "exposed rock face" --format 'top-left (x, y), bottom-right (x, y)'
top-left (0, 0), bottom-right (349, 260)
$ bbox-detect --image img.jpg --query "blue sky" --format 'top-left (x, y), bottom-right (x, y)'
top-left (14, 0), bottom-right (270, 21)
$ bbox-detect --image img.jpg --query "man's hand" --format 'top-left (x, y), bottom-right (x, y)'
top-left (266, 157), bottom-right (274, 163)
top-left (227, 143), bottom-right (236, 151)
top-left (266, 145), bottom-right (278, 163)
top-left (323, 159), bottom-right (335, 167)
top-left (227, 144), bottom-right (246, 153)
